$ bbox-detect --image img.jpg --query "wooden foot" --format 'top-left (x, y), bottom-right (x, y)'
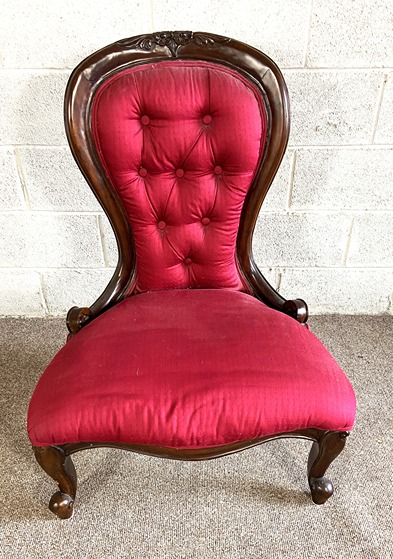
top-left (33, 446), bottom-right (77, 519)
top-left (307, 431), bottom-right (349, 504)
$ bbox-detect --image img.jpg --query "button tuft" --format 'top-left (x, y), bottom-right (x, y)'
top-left (157, 221), bottom-right (166, 230)
top-left (175, 169), bottom-right (185, 178)
top-left (141, 115), bottom-right (150, 125)
top-left (184, 257), bottom-right (192, 266)
top-left (139, 167), bottom-right (148, 177)
top-left (214, 165), bottom-right (222, 175)
top-left (202, 115), bottom-right (212, 125)
top-left (201, 217), bottom-right (211, 226)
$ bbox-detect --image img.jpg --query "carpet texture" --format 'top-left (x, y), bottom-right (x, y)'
top-left (0, 315), bottom-right (392, 558)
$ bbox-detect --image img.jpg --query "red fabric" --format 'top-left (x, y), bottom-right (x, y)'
top-left (91, 61), bottom-right (267, 293)
top-left (28, 290), bottom-right (356, 449)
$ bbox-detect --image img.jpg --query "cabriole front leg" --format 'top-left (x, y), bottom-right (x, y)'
top-left (33, 446), bottom-right (77, 519)
top-left (307, 431), bottom-right (349, 504)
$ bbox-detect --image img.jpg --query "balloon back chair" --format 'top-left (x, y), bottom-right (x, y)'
top-left (27, 31), bottom-right (356, 519)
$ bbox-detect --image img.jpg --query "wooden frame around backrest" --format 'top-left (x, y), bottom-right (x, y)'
top-left (64, 31), bottom-right (307, 335)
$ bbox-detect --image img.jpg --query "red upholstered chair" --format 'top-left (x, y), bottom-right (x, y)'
top-left (28, 31), bottom-right (356, 519)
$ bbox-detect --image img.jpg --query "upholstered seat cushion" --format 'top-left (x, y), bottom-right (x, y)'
top-left (28, 290), bottom-right (356, 449)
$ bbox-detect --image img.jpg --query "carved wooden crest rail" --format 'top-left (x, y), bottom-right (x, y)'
top-left (117, 31), bottom-right (230, 57)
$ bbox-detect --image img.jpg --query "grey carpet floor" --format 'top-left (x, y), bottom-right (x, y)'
top-left (0, 315), bottom-right (392, 559)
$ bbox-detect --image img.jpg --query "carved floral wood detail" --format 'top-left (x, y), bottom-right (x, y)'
top-left (118, 31), bottom-right (230, 57)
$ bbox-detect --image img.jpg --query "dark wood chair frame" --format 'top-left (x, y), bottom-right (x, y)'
top-left (32, 31), bottom-right (349, 519)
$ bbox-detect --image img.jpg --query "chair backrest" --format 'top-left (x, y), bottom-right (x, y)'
top-left (65, 31), bottom-right (289, 304)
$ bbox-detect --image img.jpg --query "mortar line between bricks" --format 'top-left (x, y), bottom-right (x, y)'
top-left (286, 150), bottom-right (297, 209)
top-left (341, 216), bottom-right (355, 267)
top-left (276, 270), bottom-right (283, 292)
top-left (387, 294), bottom-right (393, 314)
top-left (13, 148), bottom-right (31, 210)
top-left (149, 0), bottom-right (155, 32)
top-left (287, 143), bottom-right (393, 149)
top-left (268, 270), bottom-right (393, 273)
top-left (284, 68), bottom-right (393, 72)
top-left (261, 208), bottom-right (393, 214)
top-left (0, 144), bottom-right (69, 148)
top-left (97, 215), bottom-right (109, 266)
top-left (1, 145), bottom-right (69, 149)
top-left (37, 272), bottom-right (50, 315)
top-left (303, 0), bottom-right (314, 67)
top-left (262, 209), bottom-right (393, 214)
top-left (0, 68), bottom-right (73, 72)
top-left (0, 210), bottom-right (103, 215)
top-left (370, 73), bottom-right (388, 143)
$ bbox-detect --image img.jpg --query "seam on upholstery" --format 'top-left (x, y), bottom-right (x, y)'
top-left (133, 73), bottom-right (143, 115)
top-left (116, 174), bottom-right (140, 192)
top-left (210, 128), bottom-right (217, 164)
top-left (165, 235), bottom-right (184, 261)
top-left (146, 122), bottom-right (160, 164)
top-left (142, 180), bottom-right (159, 220)
top-left (207, 67), bottom-right (211, 114)
top-left (187, 259), bottom-right (194, 285)
top-left (180, 127), bottom-right (204, 167)
top-left (219, 174), bottom-right (234, 192)
top-left (220, 173), bottom-right (250, 194)
top-left (134, 71), bottom-right (152, 221)
top-left (193, 219), bottom-right (211, 263)
top-left (210, 174), bottom-right (219, 215)
top-left (207, 74), bottom-right (218, 218)
top-left (163, 177), bottom-right (179, 218)
top-left (112, 168), bottom-right (142, 177)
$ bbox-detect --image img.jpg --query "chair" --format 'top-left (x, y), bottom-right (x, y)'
top-left (27, 31), bottom-right (356, 519)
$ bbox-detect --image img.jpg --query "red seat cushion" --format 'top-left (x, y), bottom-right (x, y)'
top-left (28, 290), bottom-right (356, 449)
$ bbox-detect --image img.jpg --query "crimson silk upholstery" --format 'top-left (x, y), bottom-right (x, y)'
top-left (27, 59), bottom-right (356, 451)
top-left (91, 61), bottom-right (267, 292)
top-left (28, 290), bottom-right (356, 448)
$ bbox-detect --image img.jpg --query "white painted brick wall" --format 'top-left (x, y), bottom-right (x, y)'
top-left (0, 0), bottom-right (392, 316)
top-left (153, 0), bottom-right (311, 67)
top-left (307, 0), bottom-right (393, 67)
top-left (19, 147), bottom-right (101, 211)
top-left (375, 73), bottom-right (393, 144)
top-left (42, 268), bottom-right (115, 314)
top-left (0, 148), bottom-right (25, 210)
top-left (254, 212), bottom-right (352, 267)
top-left (292, 148), bottom-right (393, 210)
top-left (0, 270), bottom-right (45, 316)
top-left (284, 70), bottom-right (383, 145)
top-left (0, 71), bottom-right (70, 145)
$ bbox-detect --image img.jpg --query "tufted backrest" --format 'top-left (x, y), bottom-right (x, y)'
top-left (64, 32), bottom-right (291, 329)
top-left (91, 60), bottom-right (267, 293)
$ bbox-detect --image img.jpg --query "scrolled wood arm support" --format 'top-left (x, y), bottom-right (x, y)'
top-left (66, 306), bottom-right (93, 336)
top-left (282, 298), bottom-right (309, 324)
top-left (247, 263), bottom-right (309, 324)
